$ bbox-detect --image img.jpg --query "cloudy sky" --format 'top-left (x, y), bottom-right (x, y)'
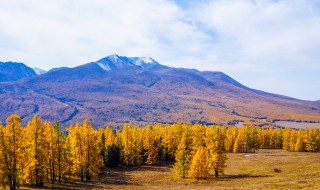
top-left (0, 0), bottom-right (320, 100)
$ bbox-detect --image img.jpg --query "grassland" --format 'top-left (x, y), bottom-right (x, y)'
top-left (27, 149), bottom-right (320, 190)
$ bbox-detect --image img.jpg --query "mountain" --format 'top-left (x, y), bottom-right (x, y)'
top-left (32, 67), bottom-right (47, 75)
top-left (0, 61), bottom-right (37, 82)
top-left (0, 55), bottom-right (319, 129)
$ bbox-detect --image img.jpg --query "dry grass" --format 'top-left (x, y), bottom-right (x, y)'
top-left (29, 149), bottom-right (320, 190)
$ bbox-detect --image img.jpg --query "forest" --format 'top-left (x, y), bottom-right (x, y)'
top-left (0, 114), bottom-right (320, 190)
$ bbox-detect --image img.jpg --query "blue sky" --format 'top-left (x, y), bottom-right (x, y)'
top-left (0, 0), bottom-right (320, 100)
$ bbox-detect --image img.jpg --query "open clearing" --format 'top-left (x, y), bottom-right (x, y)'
top-left (32, 149), bottom-right (320, 190)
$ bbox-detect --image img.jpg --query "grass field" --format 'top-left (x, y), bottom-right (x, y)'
top-left (32, 149), bottom-right (320, 190)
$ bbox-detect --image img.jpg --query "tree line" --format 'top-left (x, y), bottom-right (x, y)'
top-left (0, 114), bottom-right (319, 189)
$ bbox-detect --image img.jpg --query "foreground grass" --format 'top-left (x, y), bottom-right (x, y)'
top-left (29, 149), bottom-right (320, 190)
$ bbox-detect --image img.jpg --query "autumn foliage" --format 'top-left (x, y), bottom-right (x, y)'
top-left (0, 114), bottom-right (319, 189)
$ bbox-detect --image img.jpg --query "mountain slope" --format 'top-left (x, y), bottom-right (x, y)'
top-left (0, 62), bottom-right (37, 82)
top-left (0, 55), bottom-right (319, 128)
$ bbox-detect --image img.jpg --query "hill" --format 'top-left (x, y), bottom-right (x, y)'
top-left (0, 55), bottom-right (319, 128)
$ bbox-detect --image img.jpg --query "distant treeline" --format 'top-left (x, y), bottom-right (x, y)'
top-left (0, 114), bottom-right (320, 189)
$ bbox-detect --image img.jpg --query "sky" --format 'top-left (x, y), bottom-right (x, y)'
top-left (0, 0), bottom-right (320, 101)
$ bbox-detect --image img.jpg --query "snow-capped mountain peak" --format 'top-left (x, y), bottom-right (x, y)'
top-left (95, 54), bottom-right (164, 72)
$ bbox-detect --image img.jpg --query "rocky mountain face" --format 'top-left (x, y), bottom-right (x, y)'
top-left (0, 55), bottom-right (319, 129)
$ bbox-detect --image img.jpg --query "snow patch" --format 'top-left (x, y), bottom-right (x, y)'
top-left (97, 63), bottom-right (111, 71)
top-left (110, 54), bottom-right (120, 62)
top-left (141, 57), bottom-right (153, 63)
top-left (134, 57), bottom-right (154, 65)
top-left (32, 67), bottom-right (47, 75)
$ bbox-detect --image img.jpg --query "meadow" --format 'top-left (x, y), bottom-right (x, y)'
top-left (36, 149), bottom-right (320, 190)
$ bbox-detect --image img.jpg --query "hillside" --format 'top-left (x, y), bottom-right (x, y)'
top-left (0, 55), bottom-right (319, 128)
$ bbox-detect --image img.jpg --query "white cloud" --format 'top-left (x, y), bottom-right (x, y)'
top-left (0, 0), bottom-right (319, 100)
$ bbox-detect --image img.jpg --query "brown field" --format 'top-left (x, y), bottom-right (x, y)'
top-left (24, 149), bottom-right (320, 190)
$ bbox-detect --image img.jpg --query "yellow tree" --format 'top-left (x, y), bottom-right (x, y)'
top-left (173, 132), bottom-right (192, 178)
top-left (120, 124), bottom-right (142, 166)
top-left (0, 115), bottom-right (25, 190)
top-left (188, 147), bottom-right (209, 180)
top-left (53, 120), bottom-right (64, 183)
top-left (191, 124), bottom-right (206, 153)
top-left (24, 115), bottom-right (47, 186)
top-left (233, 128), bottom-right (246, 153)
top-left (206, 127), bottom-right (227, 178)
top-left (67, 122), bottom-right (84, 180)
top-left (143, 126), bottom-right (159, 165)
top-left (226, 127), bottom-right (238, 152)
top-left (305, 129), bottom-right (320, 152)
top-left (282, 128), bottom-right (292, 151)
top-left (82, 119), bottom-right (103, 181)
top-left (294, 130), bottom-right (306, 152)
top-left (67, 120), bottom-right (103, 181)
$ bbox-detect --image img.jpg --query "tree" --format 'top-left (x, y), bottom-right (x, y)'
top-left (173, 133), bottom-right (192, 178)
top-left (294, 130), bottom-right (306, 152)
top-left (143, 126), bottom-right (159, 165)
top-left (119, 125), bottom-right (142, 166)
top-left (24, 115), bottom-right (47, 186)
top-left (106, 145), bottom-right (121, 167)
top-left (226, 127), bottom-right (238, 152)
top-left (67, 120), bottom-right (103, 181)
top-left (82, 119), bottom-right (103, 181)
top-left (191, 124), bottom-right (206, 154)
top-left (206, 127), bottom-right (227, 178)
top-left (44, 121), bottom-right (57, 184)
top-left (99, 129), bottom-right (107, 167)
top-left (53, 120), bottom-right (64, 183)
top-left (0, 115), bottom-right (25, 190)
top-left (188, 147), bottom-right (209, 180)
